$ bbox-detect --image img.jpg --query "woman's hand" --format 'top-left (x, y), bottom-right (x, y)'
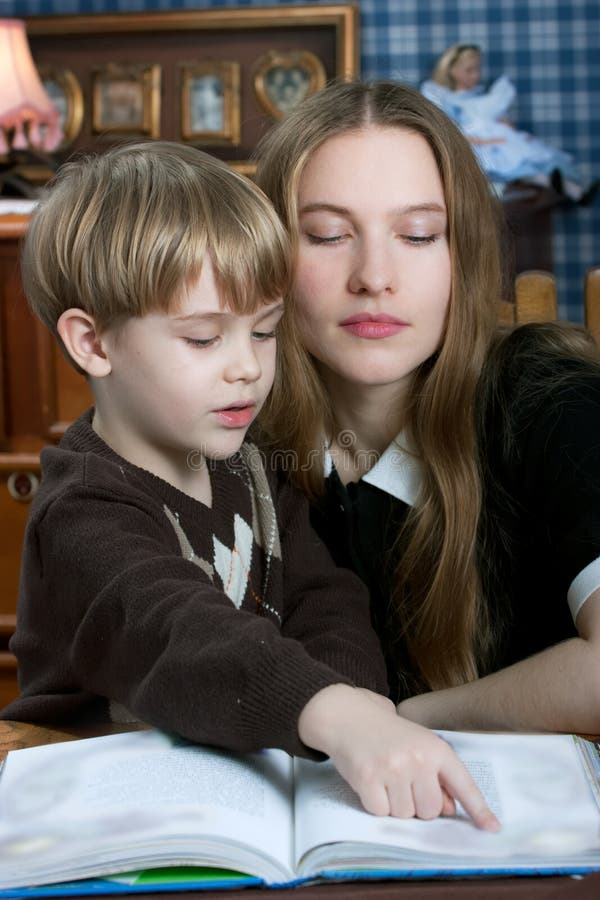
top-left (298, 684), bottom-right (499, 830)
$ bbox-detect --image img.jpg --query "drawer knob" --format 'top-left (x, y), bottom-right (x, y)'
top-left (7, 471), bottom-right (39, 503)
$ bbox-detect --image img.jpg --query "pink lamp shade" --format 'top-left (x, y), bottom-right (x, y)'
top-left (0, 18), bottom-right (62, 155)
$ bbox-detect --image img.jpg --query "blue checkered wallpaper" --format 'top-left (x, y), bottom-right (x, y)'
top-left (3, 0), bottom-right (598, 321)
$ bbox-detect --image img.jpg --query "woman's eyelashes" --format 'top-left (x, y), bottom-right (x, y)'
top-left (304, 231), bottom-right (441, 246)
top-left (403, 234), bottom-right (439, 245)
top-left (306, 232), bottom-right (347, 245)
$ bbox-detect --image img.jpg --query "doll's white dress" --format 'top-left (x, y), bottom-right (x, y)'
top-left (421, 75), bottom-right (584, 189)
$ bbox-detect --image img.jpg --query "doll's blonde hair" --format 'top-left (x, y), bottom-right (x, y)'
top-left (431, 43), bottom-right (481, 89)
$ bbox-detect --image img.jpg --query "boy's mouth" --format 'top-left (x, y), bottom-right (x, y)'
top-left (212, 402), bottom-right (256, 429)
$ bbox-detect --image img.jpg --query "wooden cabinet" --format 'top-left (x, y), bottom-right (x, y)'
top-left (0, 214), bottom-right (91, 705)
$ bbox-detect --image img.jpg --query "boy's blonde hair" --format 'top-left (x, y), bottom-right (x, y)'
top-left (22, 141), bottom-right (291, 336)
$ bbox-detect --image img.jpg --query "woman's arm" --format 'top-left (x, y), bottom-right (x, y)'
top-left (397, 587), bottom-right (600, 734)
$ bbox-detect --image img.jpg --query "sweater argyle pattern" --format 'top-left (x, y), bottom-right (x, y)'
top-left (162, 441), bottom-right (282, 620)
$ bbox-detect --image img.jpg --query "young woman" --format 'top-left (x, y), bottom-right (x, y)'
top-left (256, 80), bottom-right (600, 735)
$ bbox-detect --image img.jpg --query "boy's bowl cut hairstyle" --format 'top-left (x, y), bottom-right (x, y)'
top-left (22, 141), bottom-right (291, 337)
top-left (255, 80), bottom-right (503, 694)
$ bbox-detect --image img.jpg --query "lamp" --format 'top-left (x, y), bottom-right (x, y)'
top-left (0, 18), bottom-right (62, 196)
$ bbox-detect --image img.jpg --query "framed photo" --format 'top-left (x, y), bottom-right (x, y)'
top-left (253, 50), bottom-right (326, 119)
top-left (38, 66), bottom-right (83, 149)
top-left (26, 5), bottom-right (359, 166)
top-left (92, 64), bottom-right (161, 138)
top-left (180, 62), bottom-right (240, 145)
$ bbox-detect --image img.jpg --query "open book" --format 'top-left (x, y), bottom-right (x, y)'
top-left (0, 728), bottom-right (599, 896)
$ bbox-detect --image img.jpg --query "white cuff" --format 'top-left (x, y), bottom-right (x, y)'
top-left (567, 556), bottom-right (600, 621)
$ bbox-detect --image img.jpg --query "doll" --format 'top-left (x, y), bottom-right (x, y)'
top-left (421, 44), bottom-right (596, 204)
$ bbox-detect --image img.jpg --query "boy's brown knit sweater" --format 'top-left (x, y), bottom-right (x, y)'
top-left (3, 411), bottom-right (388, 758)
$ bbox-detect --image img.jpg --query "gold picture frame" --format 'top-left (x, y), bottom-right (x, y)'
top-left (92, 64), bottom-right (161, 138)
top-left (26, 5), bottom-right (359, 166)
top-left (180, 61), bottom-right (240, 145)
top-left (253, 50), bottom-right (326, 119)
top-left (38, 66), bottom-right (84, 149)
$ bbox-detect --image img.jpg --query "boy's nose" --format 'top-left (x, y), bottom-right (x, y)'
top-left (223, 341), bottom-right (262, 383)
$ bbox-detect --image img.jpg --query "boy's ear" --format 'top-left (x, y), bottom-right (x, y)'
top-left (56, 309), bottom-right (112, 378)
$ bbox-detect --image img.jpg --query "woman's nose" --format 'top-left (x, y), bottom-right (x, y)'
top-left (347, 238), bottom-right (397, 296)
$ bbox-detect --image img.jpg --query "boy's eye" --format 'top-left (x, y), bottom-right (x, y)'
top-left (184, 337), bottom-right (217, 348)
top-left (252, 329), bottom-right (277, 341)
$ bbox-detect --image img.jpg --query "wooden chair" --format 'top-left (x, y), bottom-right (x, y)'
top-left (585, 267), bottom-right (600, 345)
top-left (514, 270), bottom-right (558, 323)
top-left (498, 270), bottom-right (558, 326)
top-left (498, 268), bottom-right (600, 347)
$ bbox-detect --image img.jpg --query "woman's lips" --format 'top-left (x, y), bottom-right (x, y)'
top-left (339, 313), bottom-right (409, 339)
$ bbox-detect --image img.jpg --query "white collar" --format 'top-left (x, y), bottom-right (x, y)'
top-left (324, 431), bottom-right (423, 507)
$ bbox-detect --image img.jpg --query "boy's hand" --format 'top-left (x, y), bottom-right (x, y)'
top-left (298, 684), bottom-right (500, 831)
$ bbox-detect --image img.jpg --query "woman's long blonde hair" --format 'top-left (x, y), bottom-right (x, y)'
top-left (256, 80), bottom-right (504, 693)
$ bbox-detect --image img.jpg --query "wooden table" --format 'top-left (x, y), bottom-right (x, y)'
top-left (1, 720), bottom-right (600, 900)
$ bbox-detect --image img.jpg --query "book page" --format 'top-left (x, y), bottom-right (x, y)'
top-left (293, 731), bottom-right (600, 875)
top-left (0, 730), bottom-right (295, 888)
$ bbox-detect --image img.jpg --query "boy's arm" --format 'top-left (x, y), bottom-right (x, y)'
top-left (12, 487), bottom-right (357, 759)
top-left (274, 472), bottom-right (389, 696)
top-left (16, 482), bottom-right (497, 829)
top-left (261, 475), bottom-right (499, 829)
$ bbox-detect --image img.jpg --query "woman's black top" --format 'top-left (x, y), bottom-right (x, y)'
top-left (310, 329), bottom-right (600, 702)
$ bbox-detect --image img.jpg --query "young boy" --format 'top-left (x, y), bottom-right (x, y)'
top-left (2, 143), bottom-right (495, 829)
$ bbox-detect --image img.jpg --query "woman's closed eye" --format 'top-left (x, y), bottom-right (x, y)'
top-left (306, 233), bottom-right (348, 245)
top-left (402, 233), bottom-right (440, 246)
top-left (305, 231), bottom-right (442, 247)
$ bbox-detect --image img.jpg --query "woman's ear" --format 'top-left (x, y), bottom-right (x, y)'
top-left (56, 309), bottom-right (112, 378)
